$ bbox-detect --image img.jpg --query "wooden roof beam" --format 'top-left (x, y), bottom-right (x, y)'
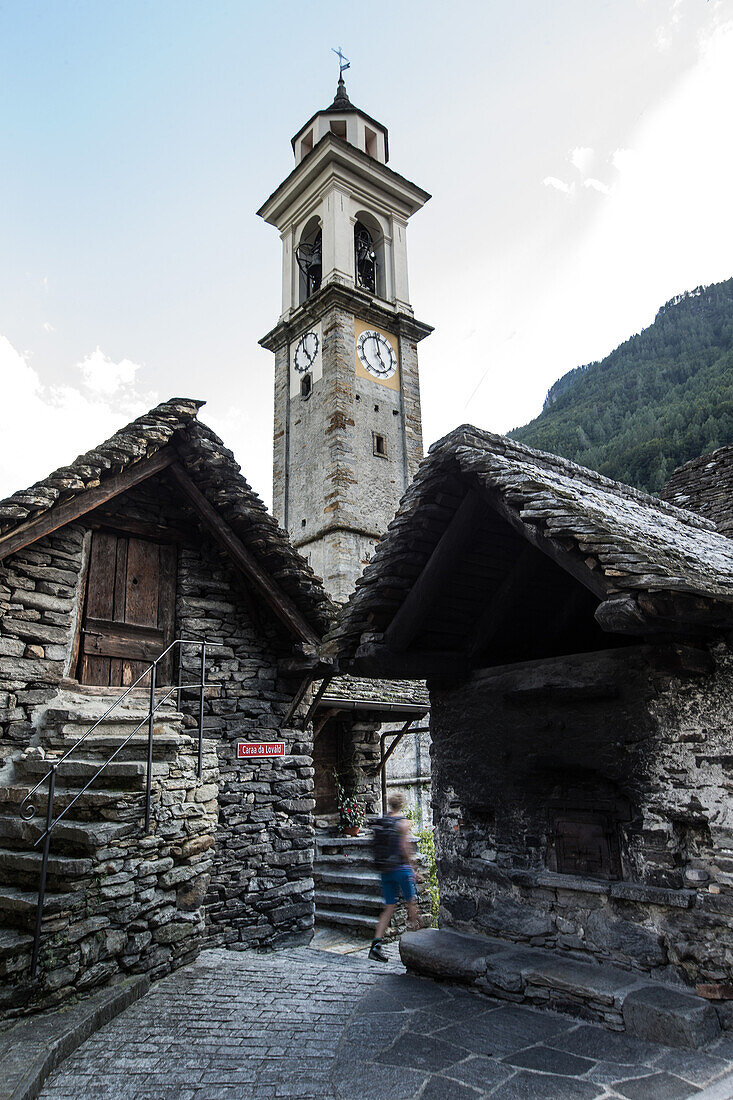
top-left (384, 489), bottom-right (486, 653)
top-left (167, 462), bottom-right (320, 647)
top-left (481, 485), bottom-right (609, 601)
top-left (0, 447), bottom-right (177, 563)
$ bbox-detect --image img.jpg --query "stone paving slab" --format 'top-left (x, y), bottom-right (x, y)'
top-left (34, 944), bottom-right (733, 1100)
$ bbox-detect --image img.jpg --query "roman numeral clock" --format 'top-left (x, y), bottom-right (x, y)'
top-left (258, 72), bottom-right (432, 602)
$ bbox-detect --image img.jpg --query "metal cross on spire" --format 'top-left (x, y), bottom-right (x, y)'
top-left (331, 47), bottom-right (350, 77)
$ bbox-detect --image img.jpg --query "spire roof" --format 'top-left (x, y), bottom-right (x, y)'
top-left (324, 75), bottom-right (358, 114)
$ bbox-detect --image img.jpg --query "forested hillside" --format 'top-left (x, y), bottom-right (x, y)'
top-left (509, 278), bottom-right (733, 492)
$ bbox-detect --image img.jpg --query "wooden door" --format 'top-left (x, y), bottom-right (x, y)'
top-left (78, 530), bottom-right (177, 687)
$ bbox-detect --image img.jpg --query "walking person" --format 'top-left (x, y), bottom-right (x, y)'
top-left (369, 792), bottom-right (421, 962)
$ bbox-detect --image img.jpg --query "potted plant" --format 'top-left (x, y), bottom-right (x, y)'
top-left (333, 770), bottom-right (365, 835)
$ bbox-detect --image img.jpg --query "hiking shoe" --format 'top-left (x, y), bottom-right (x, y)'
top-left (368, 943), bottom-right (390, 962)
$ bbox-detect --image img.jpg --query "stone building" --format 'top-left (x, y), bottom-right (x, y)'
top-left (0, 398), bottom-right (335, 1015)
top-left (333, 425), bottom-right (733, 1026)
top-left (662, 444), bottom-right (733, 536)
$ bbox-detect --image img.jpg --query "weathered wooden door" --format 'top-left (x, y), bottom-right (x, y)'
top-left (78, 530), bottom-right (177, 687)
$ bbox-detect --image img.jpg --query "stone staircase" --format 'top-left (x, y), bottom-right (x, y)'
top-left (0, 691), bottom-right (188, 1011)
top-left (314, 830), bottom-right (430, 940)
top-left (314, 834), bottom-right (384, 937)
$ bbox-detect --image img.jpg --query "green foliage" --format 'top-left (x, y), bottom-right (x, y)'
top-left (510, 279), bottom-right (733, 492)
top-left (407, 811), bottom-right (439, 926)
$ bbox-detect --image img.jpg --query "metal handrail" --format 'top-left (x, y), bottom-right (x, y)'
top-left (19, 637), bottom-right (223, 977)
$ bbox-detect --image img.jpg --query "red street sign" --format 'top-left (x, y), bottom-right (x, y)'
top-left (237, 742), bottom-right (286, 759)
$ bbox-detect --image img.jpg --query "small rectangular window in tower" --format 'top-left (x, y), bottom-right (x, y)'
top-left (372, 432), bottom-right (388, 458)
top-left (329, 119), bottom-right (347, 140)
top-left (364, 126), bottom-right (378, 158)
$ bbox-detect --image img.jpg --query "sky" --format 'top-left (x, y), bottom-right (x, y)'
top-left (1, 0), bottom-right (732, 507)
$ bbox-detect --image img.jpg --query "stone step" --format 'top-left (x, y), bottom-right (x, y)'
top-left (313, 852), bottom-right (376, 871)
top-left (315, 907), bottom-right (376, 935)
top-left (41, 701), bottom-right (181, 727)
top-left (315, 834), bottom-right (373, 853)
top-left (43, 728), bottom-right (187, 761)
top-left (0, 927), bottom-right (33, 961)
top-left (315, 889), bottom-right (383, 912)
top-left (0, 886), bottom-right (80, 930)
top-left (0, 847), bottom-right (93, 891)
top-left (0, 783), bottom-right (142, 823)
top-left (315, 868), bottom-right (382, 889)
top-left (0, 814), bottom-right (135, 855)
top-left (15, 756), bottom-right (146, 789)
top-left (0, 928), bottom-right (33, 979)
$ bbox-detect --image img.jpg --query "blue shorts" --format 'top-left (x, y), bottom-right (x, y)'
top-left (381, 866), bottom-right (417, 905)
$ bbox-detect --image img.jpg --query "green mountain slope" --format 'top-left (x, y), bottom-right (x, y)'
top-left (509, 278), bottom-right (733, 492)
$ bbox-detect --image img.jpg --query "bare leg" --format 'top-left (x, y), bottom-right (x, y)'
top-left (375, 903), bottom-right (396, 940)
top-left (406, 899), bottom-right (421, 931)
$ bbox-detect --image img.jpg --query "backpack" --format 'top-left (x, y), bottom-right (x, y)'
top-left (372, 814), bottom-right (403, 872)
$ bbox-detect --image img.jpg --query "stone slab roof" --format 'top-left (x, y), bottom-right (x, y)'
top-left (661, 445), bottom-right (733, 538)
top-left (321, 675), bottom-right (429, 712)
top-left (0, 398), bottom-right (336, 636)
top-left (331, 425), bottom-right (733, 661)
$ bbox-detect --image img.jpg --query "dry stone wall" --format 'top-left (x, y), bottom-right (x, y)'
top-left (99, 479), bottom-right (318, 951)
top-left (430, 643), bottom-right (733, 1001)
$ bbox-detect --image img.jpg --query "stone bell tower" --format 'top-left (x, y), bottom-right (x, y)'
top-left (259, 73), bottom-right (432, 602)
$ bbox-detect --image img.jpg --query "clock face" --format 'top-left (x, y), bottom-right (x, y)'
top-left (294, 330), bottom-right (319, 374)
top-left (356, 330), bottom-right (397, 379)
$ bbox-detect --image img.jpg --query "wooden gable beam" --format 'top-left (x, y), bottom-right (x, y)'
top-left (384, 489), bottom-right (485, 653)
top-left (0, 447), bottom-right (177, 563)
top-left (167, 462), bottom-right (320, 647)
top-left (481, 485), bottom-right (609, 601)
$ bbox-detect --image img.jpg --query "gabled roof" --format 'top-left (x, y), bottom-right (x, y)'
top-left (661, 445), bottom-right (733, 538)
top-left (331, 425), bottom-right (733, 675)
top-left (0, 398), bottom-right (336, 640)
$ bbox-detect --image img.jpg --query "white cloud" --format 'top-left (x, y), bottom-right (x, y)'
top-left (0, 335), bottom-right (157, 499)
top-left (78, 347), bottom-right (141, 396)
top-left (612, 148), bottom-right (635, 174)
top-left (570, 146), bottom-right (595, 176)
top-left (542, 176), bottom-right (575, 196)
top-left (583, 178), bottom-right (611, 195)
top-left (42, 321), bottom-right (55, 333)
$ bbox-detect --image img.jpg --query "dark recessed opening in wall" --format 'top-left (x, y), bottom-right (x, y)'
top-left (301, 373), bottom-right (312, 399)
top-left (373, 432), bottom-right (387, 458)
top-left (355, 394), bottom-right (360, 401)
top-left (374, 404), bottom-right (379, 412)
top-left (392, 409), bottom-right (399, 416)
top-left (301, 519), bottom-right (306, 528)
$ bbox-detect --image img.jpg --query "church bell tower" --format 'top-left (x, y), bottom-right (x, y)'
top-left (258, 71), bottom-right (432, 602)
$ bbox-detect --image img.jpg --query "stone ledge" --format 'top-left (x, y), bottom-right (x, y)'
top-left (0, 973), bottom-right (149, 1100)
top-left (623, 984), bottom-right (722, 1050)
top-left (400, 928), bottom-right (722, 1050)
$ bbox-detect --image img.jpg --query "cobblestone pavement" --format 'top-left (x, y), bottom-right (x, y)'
top-left (39, 945), bottom-right (733, 1100)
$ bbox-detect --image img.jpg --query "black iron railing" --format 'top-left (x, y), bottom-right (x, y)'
top-left (18, 638), bottom-right (223, 977)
